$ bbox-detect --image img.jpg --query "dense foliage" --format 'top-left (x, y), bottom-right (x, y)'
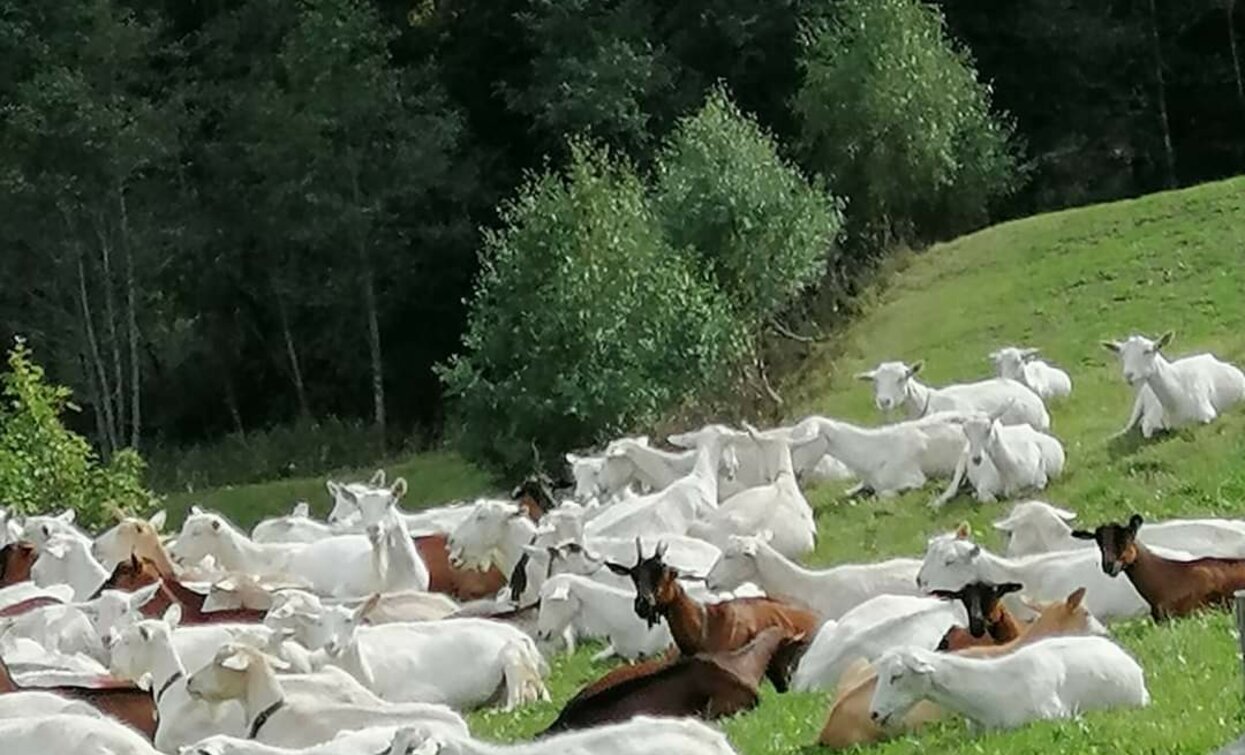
top-left (796, 0), bottom-right (1020, 243)
top-left (1, 0), bottom-right (1241, 477)
top-left (439, 143), bottom-right (743, 472)
top-left (0, 340), bottom-right (149, 528)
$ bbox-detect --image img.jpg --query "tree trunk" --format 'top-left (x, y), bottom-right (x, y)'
top-left (1229, 0), bottom-right (1245, 119)
top-left (274, 287), bottom-right (311, 419)
top-left (80, 351), bottom-right (109, 453)
top-left (77, 249), bottom-right (118, 456)
top-left (222, 373), bottom-right (245, 437)
top-left (1146, 0), bottom-right (1177, 188)
top-left (95, 217), bottom-right (127, 438)
top-left (351, 168), bottom-right (386, 441)
top-left (119, 188), bottom-right (141, 450)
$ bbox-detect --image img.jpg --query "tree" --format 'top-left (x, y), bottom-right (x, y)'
top-left (654, 88), bottom-right (843, 400)
top-left (439, 143), bottom-right (743, 473)
top-left (796, 0), bottom-right (1020, 244)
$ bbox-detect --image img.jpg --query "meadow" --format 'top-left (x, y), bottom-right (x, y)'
top-left (163, 176), bottom-right (1245, 753)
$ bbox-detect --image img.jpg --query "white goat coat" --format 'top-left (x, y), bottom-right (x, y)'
top-left (0, 714), bottom-right (162, 755)
top-left (390, 715), bottom-right (740, 755)
top-left (871, 637), bottom-right (1148, 730)
top-left (537, 575), bottom-right (671, 660)
top-left (937, 423), bottom-right (1065, 506)
top-left (705, 535), bottom-right (921, 621)
top-left (791, 595), bottom-right (965, 692)
top-left (996, 501), bottom-right (1245, 559)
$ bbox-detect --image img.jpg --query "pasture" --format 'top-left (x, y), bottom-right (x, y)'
top-left (162, 176), bottom-right (1245, 753)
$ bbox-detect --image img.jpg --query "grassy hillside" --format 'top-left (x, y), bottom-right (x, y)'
top-left (162, 177), bottom-right (1245, 753)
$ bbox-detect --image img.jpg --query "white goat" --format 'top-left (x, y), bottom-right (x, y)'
top-left (1104, 331), bottom-right (1245, 437)
top-left (790, 594), bottom-right (967, 692)
top-left (367, 509), bottom-right (431, 594)
top-left (933, 408), bottom-right (1065, 507)
top-left (31, 533), bottom-right (109, 601)
top-left (859, 360), bottom-right (1050, 431)
top-left (181, 727), bottom-right (447, 755)
top-left (536, 574), bottom-right (671, 661)
top-left (185, 642), bottom-right (469, 749)
top-left (269, 599), bottom-right (548, 710)
top-left (686, 426), bottom-right (816, 559)
top-left (0, 713), bottom-right (163, 755)
top-left (0, 599), bottom-right (107, 663)
top-left (252, 503), bottom-right (336, 544)
top-left (915, 526), bottom-right (1150, 620)
top-left (988, 347), bottom-right (1072, 400)
top-left (170, 508), bottom-right (380, 598)
top-left (380, 716), bottom-right (740, 755)
top-left (793, 413), bottom-right (969, 499)
top-left (93, 510), bottom-right (169, 571)
top-left (705, 533), bottom-right (921, 620)
top-left (869, 636), bottom-right (1149, 730)
top-left (0, 691), bottom-right (103, 720)
top-left (994, 500), bottom-right (1245, 558)
top-left (327, 477), bottom-right (474, 537)
top-left (20, 509), bottom-right (91, 551)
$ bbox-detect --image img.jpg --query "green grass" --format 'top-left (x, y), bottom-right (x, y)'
top-left (167, 177), bottom-right (1245, 752)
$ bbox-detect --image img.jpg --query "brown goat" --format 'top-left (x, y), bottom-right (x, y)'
top-left (819, 587), bottom-right (1094, 749)
top-left (0, 653), bottom-right (156, 740)
top-left (1073, 513), bottom-right (1245, 620)
top-left (0, 542), bottom-right (38, 587)
top-left (606, 540), bottom-right (818, 690)
top-left (931, 581), bottom-right (1025, 651)
top-left (413, 533), bottom-right (507, 601)
top-left (93, 554), bottom-right (266, 624)
top-left (544, 627), bottom-right (797, 733)
top-left (0, 595), bottom-right (63, 618)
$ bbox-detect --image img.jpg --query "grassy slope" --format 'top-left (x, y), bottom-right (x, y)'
top-left (166, 177), bottom-right (1245, 753)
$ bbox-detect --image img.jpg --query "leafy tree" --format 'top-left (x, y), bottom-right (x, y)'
top-left (796, 0), bottom-right (1020, 244)
top-left (0, 339), bottom-right (149, 529)
top-left (439, 143), bottom-right (743, 473)
top-left (654, 88), bottom-right (844, 339)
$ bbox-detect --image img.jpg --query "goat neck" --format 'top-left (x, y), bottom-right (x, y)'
top-left (239, 656), bottom-right (287, 732)
top-left (1118, 541), bottom-right (1185, 620)
top-left (1141, 353), bottom-right (1186, 418)
top-left (146, 632), bottom-right (189, 707)
top-left (707, 628), bottom-right (787, 688)
top-left (657, 578), bottom-right (708, 654)
top-left (902, 379), bottom-right (935, 419)
top-left (983, 430), bottom-right (1024, 489)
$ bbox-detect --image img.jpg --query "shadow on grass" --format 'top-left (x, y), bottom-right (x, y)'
top-left (1106, 426), bottom-right (1181, 460)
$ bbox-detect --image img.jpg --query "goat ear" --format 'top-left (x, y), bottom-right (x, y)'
top-left (997, 582), bottom-right (1024, 597)
top-left (163, 603), bottom-right (183, 629)
top-left (291, 502), bottom-right (310, 519)
top-left (1020, 347), bottom-right (1041, 360)
top-left (903, 654), bottom-right (934, 675)
top-left (1051, 506), bottom-right (1077, 521)
top-left (354, 593), bottom-right (382, 622)
top-left (219, 649), bottom-right (252, 672)
top-left (58, 510), bottom-right (76, 524)
top-left (131, 581), bottom-right (162, 609)
top-left (190, 504), bottom-right (204, 516)
top-left (954, 522), bottom-right (971, 539)
top-left (605, 561), bottom-right (632, 576)
top-left (854, 369), bottom-right (877, 381)
top-left (325, 481), bottom-right (340, 498)
top-left (549, 582), bottom-right (570, 601)
top-left (368, 469), bottom-right (385, 487)
top-left (928, 589), bottom-right (958, 601)
top-left (1066, 587), bottom-right (1087, 609)
top-left (1101, 340), bottom-right (1122, 354)
top-left (1154, 331), bottom-right (1174, 350)
top-left (391, 478), bottom-right (408, 500)
top-left (45, 538), bottom-right (68, 559)
top-left (148, 510), bottom-right (167, 531)
top-left (907, 360), bottom-right (924, 377)
top-left (1069, 529), bottom-right (1096, 540)
top-left (1128, 514), bottom-right (1144, 532)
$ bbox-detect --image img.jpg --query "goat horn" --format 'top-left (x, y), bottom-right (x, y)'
top-left (635, 536), bottom-right (644, 564)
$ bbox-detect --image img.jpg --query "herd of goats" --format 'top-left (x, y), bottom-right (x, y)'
top-left (1, 331), bottom-right (1245, 754)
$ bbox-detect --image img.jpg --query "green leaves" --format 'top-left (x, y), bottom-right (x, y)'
top-left (795, 0), bottom-right (1020, 244)
top-left (0, 339), bottom-right (149, 528)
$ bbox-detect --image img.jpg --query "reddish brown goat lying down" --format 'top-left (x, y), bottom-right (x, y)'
top-left (606, 540), bottom-right (819, 688)
top-left (1074, 513), bottom-right (1245, 620)
top-left (91, 554), bottom-right (267, 624)
top-left (544, 627), bottom-right (799, 733)
top-left (0, 654), bottom-right (156, 740)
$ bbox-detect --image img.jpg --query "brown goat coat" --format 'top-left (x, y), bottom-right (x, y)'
top-left (657, 575), bottom-right (818, 657)
top-left (0, 595), bottom-right (63, 618)
top-left (0, 542), bottom-right (37, 587)
top-left (818, 588), bottom-right (1093, 749)
top-left (544, 628), bottom-right (791, 733)
top-left (0, 654), bottom-right (156, 740)
top-left (937, 602), bottom-right (1026, 651)
top-left (1121, 543), bottom-right (1245, 620)
top-left (414, 534), bottom-right (506, 601)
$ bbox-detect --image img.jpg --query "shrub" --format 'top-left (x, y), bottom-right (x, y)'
top-left (439, 142), bottom-right (744, 474)
top-left (654, 87), bottom-right (845, 331)
top-left (0, 338), bottom-right (150, 528)
top-left (795, 0), bottom-right (1021, 244)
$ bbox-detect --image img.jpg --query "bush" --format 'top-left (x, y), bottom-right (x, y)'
top-left (439, 142), bottom-right (744, 474)
top-left (654, 87), bottom-right (845, 330)
top-left (0, 338), bottom-right (150, 529)
top-left (795, 0), bottom-right (1021, 244)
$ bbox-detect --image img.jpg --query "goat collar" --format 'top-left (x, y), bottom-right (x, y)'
top-left (155, 670), bottom-right (183, 704)
top-left (910, 382), bottom-right (932, 418)
top-left (249, 699), bottom-right (285, 740)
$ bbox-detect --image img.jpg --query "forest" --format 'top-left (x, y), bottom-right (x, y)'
top-left (2, 0), bottom-right (1243, 486)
